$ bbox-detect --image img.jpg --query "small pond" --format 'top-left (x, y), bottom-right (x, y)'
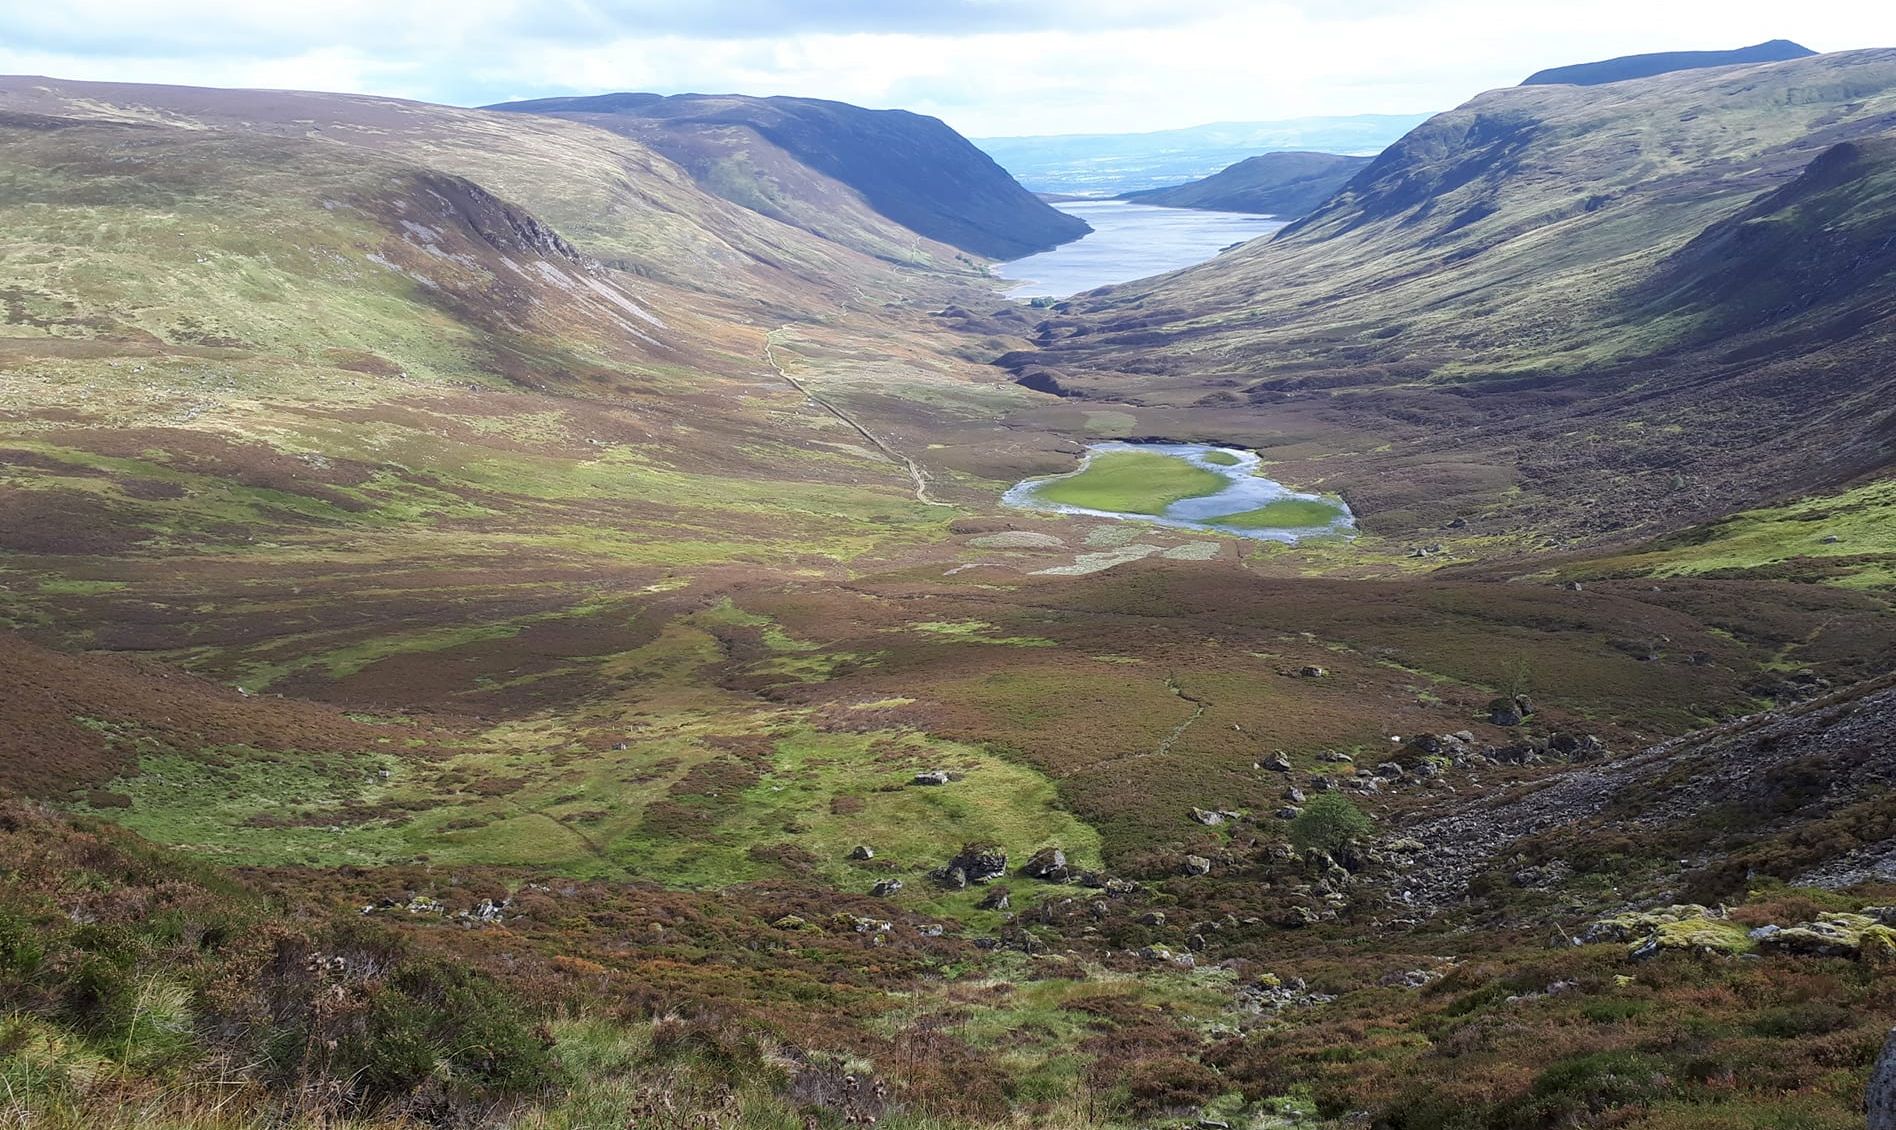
top-left (1002, 442), bottom-right (1354, 543)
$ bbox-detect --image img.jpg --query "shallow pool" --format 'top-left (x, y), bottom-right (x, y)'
top-left (1002, 442), bottom-right (1354, 543)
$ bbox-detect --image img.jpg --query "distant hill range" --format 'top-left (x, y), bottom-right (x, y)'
top-left (1118, 151), bottom-right (1372, 218)
top-left (974, 114), bottom-right (1430, 196)
top-left (1522, 39), bottom-right (1815, 86)
top-left (487, 92), bottom-right (1087, 261)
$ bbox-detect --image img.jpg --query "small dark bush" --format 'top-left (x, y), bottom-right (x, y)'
top-left (1122, 1056), bottom-right (1222, 1117)
top-left (1752, 1002), bottom-right (1854, 1038)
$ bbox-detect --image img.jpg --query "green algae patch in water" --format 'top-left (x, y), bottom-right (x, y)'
top-left (1028, 449), bottom-right (1226, 515)
top-left (1204, 498), bottom-right (1348, 530)
top-left (1005, 442), bottom-right (1355, 543)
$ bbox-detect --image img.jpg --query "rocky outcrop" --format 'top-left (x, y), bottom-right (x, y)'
top-left (937, 844), bottom-right (1007, 888)
top-left (1752, 912), bottom-right (1896, 960)
top-left (1582, 905), bottom-right (1752, 958)
top-left (1386, 677), bottom-right (1896, 914)
top-left (1871, 1029), bottom-right (1896, 1130)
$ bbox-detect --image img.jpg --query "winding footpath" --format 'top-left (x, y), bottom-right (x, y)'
top-left (764, 327), bottom-right (952, 508)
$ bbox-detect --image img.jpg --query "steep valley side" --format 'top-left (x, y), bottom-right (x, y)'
top-left (1, 58), bottom-right (1895, 1130)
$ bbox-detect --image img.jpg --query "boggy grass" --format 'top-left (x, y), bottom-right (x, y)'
top-left (1026, 450), bottom-right (1226, 516)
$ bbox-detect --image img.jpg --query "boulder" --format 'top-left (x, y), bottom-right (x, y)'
top-left (1190, 807), bottom-right (1224, 826)
top-left (911, 769), bottom-right (952, 786)
top-left (1756, 912), bottom-right (1896, 959)
top-left (940, 843), bottom-right (1007, 885)
top-left (977, 886), bottom-right (1011, 911)
top-left (1181, 854), bottom-right (1212, 876)
top-left (1583, 905), bottom-right (1752, 958)
top-left (848, 844), bottom-right (875, 861)
top-left (1274, 905), bottom-right (1320, 928)
top-left (1298, 665), bottom-right (1328, 678)
top-left (870, 879), bottom-right (905, 897)
top-left (1871, 1029), bottom-right (1896, 1130)
top-left (1138, 944), bottom-right (1195, 969)
top-left (1263, 751), bottom-right (1293, 773)
top-left (1021, 846), bottom-right (1069, 882)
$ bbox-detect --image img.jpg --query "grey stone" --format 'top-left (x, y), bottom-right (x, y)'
top-left (1022, 846), bottom-right (1069, 882)
top-left (1872, 1028), bottom-right (1896, 1130)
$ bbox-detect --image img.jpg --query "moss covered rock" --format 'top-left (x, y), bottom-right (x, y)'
top-left (1753, 912), bottom-right (1896, 959)
top-left (1583, 905), bottom-right (1754, 958)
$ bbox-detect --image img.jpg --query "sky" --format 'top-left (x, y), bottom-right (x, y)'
top-left (4, 1), bottom-right (1896, 137)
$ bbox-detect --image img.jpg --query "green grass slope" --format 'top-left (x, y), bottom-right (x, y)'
top-left (1119, 151), bottom-right (1371, 218)
top-left (0, 77), bottom-right (982, 321)
top-left (488, 92), bottom-right (1091, 260)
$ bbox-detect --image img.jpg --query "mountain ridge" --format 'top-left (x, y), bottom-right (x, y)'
top-left (1521, 38), bottom-right (1816, 86)
top-left (1119, 150), bottom-right (1373, 217)
top-left (487, 91), bottom-right (1089, 260)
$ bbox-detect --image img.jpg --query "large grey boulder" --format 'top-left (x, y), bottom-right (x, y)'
top-left (1871, 1028), bottom-right (1896, 1130)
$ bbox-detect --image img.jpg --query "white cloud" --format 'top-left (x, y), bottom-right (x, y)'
top-left (2, 0), bottom-right (1894, 135)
